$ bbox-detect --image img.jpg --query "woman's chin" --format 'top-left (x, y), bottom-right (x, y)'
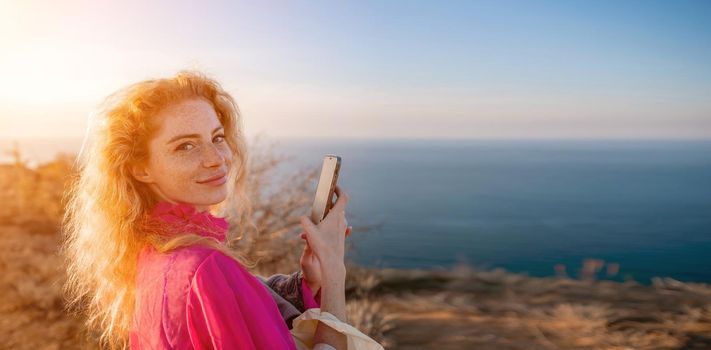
top-left (207, 191), bottom-right (229, 206)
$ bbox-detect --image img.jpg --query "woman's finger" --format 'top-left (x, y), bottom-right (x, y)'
top-left (333, 185), bottom-right (342, 200)
top-left (299, 216), bottom-right (331, 253)
top-left (300, 215), bottom-right (317, 231)
top-left (331, 188), bottom-right (350, 213)
top-left (331, 185), bottom-right (350, 210)
top-left (339, 211), bottom-right (346, 224)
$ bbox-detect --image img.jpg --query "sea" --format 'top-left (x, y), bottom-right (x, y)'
top-left (4, 137), bottom-right (711, 284)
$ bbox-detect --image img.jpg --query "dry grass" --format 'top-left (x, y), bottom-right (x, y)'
top-left (345, 264), bottom-right (711, 350)
top-left (0, 225), bottom-right (96, 349)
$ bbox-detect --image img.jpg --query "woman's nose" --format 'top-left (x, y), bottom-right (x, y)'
top-left (202, 143), bottom-right (225, 167)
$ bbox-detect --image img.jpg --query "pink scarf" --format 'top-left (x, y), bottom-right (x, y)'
top-left (148, 200), bottom-right (230, 242)
top-left (130, 200), bottom-right (299, 349)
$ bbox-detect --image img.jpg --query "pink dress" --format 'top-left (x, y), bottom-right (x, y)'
top-left (129, 201), bottom-right (321, 349)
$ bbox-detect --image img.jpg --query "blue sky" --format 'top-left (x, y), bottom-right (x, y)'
top-left (0, 0), bottom-right (709, 139)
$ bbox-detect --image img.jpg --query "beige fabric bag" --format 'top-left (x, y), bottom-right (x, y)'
top-left (290, 308), bottom-right (385, 350)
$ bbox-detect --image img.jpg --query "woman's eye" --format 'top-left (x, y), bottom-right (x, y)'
top-left (175, 135), bottom-right (223, 151)
top-left (176, 143), bottom-right (194, 151)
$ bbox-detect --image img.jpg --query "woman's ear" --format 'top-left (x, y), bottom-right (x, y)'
top-left (130, 163), bottom-right (154, 184)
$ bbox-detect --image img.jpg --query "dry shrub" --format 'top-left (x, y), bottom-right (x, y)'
top-left (347, 297), bottom-right (397, 348)
top-left (0, 226), bottom-right (90, 349)
top-left (345, 266), bottom-right (398, 347)
top-left (225, 135), bottom-right (322, 276)
top-left (0, 144), bottom-right (76, 229)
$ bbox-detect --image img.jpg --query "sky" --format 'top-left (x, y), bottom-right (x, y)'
top-left (0, 0), bottom-right (710, 140)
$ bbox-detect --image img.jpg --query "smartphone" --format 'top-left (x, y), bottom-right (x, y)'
top-left (310, 154), bottom-right (342, 224)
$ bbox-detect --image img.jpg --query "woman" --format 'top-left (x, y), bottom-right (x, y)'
top-left (61, 71), bottom-right (379, 349)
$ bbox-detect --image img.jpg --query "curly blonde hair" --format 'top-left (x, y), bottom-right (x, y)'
top-left (60, 70), bottom-right (258, 349)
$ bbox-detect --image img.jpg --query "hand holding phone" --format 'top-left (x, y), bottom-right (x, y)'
top-left (300, 184), bottom-right (351, 267)
top-left (301, 153), bottom-right (352, 255)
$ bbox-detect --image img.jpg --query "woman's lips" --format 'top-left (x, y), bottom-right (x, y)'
top-left (197, 173), bottom-right (227, 186)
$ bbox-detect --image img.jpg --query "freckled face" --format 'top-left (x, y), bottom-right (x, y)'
top-left (135, 98), bottom-right (233, 211)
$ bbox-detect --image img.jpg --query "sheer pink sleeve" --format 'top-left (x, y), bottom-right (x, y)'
top-left (185, 252), bottom-right (295, 350)
top-left (300, 277), bottom-right (322, 309)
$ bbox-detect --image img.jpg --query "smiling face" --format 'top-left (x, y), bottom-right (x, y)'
top-left (131, 98), bottom-right (233, 212)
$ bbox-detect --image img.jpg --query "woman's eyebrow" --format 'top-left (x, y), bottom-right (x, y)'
top-left (167, 126), bottom-right (224, 144)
